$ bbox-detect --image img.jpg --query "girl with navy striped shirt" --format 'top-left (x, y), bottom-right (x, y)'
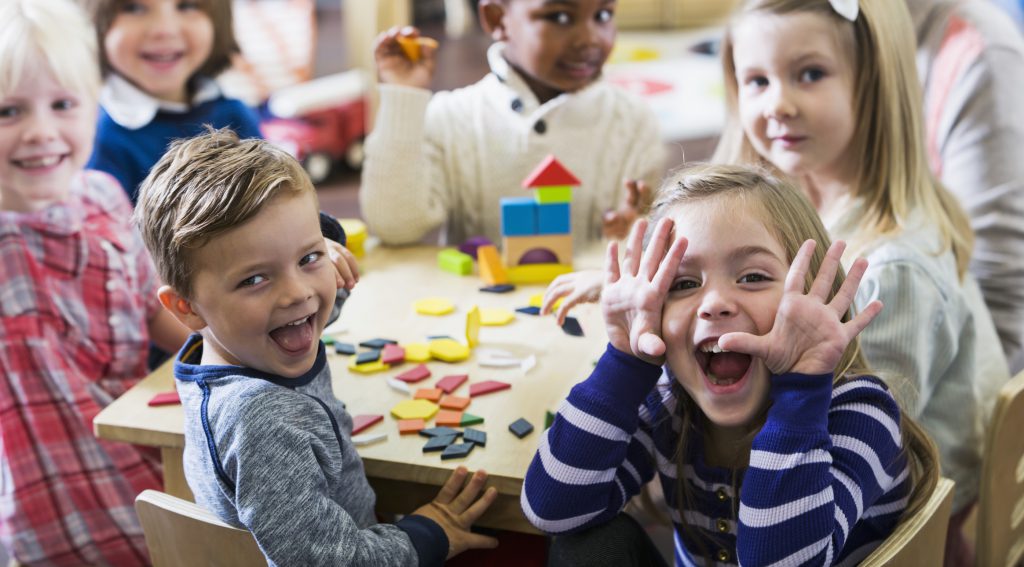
top-left (521, 164), bottom-right (939, 566)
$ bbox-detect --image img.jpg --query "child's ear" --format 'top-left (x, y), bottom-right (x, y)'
top-left (479, 0), bottom-right (509, 41)
top-left (157, 285), bottom-right (207, 332)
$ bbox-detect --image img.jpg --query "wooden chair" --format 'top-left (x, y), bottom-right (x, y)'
top-left (860, 477), bottom-right (955, 566)
top-left (976, 369), bottom-right (1024, 567)
top-left (135, 489), bottom-right (267, 567)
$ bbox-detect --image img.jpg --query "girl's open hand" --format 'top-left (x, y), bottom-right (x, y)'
top-left (541, 269), bottom-right (603, 326)
top-left (718, 240), bottom-right (882, 376)
top-left (601, 218), bottom-right (688, 365)
top-left (373, 26), bottom-right (437, 89)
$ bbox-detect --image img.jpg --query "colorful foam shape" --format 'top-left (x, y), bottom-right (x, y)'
top-left (509, 418), bottom-right (535, 438)
top-left (414, 388), bottom-right (443, 402)
top-left (395, 35), bottom-right (438, 63)
top-left (352, 432), bottom-right (387, 446)
top-left (561, 316), bottom-right (584, 337)
top-left (516, 306), bottom-right (541, 316)
top-left (500, 197), bottom-right (538, 236)
top-left (403, 343), bottom-right (432, 362)
top-left (507, 263), bottom-right (573, 285)
top-left (348, 357), bottom-right (389, 374)
top-left (480, 308), bottom-right (515, 326)
top-left (387, 377), bottom-right (411, 394)
top-left (423, 434), bottom-right (458, 452)
top-left (429, 338), bottom-right (471, 362)
top-left (355, 350), bottom-right (381, 364)
top-left (537, 202), bottom-right (571, 235)
top-left (528, 293), bottom-right (563, 311)
top-left (521, 155), bottom-right (581, 188)
top-left (463, 428), bottom-right (487, 447)
top-left (398, 419), bottom-right (425, 435)
top-left (438, 248), bottom-right (473, 276)
top-left (148, 391), bottom-right (180, 407)
top-left (469, 380), bottom-right (511, 397)
top-left (339, 218), bottom-right (367, 257)
top-left (440, 442), bottom-right (475, 460)
top-left (395, 364), bottom-right (431, 383)
top-left (477, 245), bottom-right (508, 286)
top-left (435, 374), bottom-right (468, 394)
top-left (458, 236), bottom-right (493, 259)
top-left (534, 185), bottom-right (573, 204)
top-left (460, 413), bottom-right (484, 426)
top-left (414, 297), bottom-right (455, 316)
top-left (334, 342), bottom-right (356, 355)
top-left (381, 344), bottom-right (406, 365)
top-left (480, 284), bottom-right (515, 293)
top-left (439, 395), bottom-right (471, 410)
top-left (391, 399), bottom-right (439, 421)
top-left (360, 338), bottom-right (398, 349)
top-left (420, 426), bottom-right (462, 438)
top-left (352, 414), bottom-right (384, 434)
top-left (435, 409), bottom-right (463, 427)
top-left (466, 306), bottom-right (481, 348)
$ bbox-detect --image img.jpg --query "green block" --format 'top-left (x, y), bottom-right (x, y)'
top-left (534, 185), bottom-right (573, 204)
top-left (321, 335), bottom-right (336, 346)
top-left (545, 410), bottom-right (556, 429)
top-left (460, 413), bottom-right (484, 426)
top-left (437, 248), bottom-right (473, 275)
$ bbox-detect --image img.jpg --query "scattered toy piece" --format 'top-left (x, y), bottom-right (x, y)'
top-left (460, 413), bottom-right (484, 426)
top-left (423, 434), bottom-right (459, 452)
top-left (414, 297), bottom-right (455, 316)
top-left (403, 343), bottom-right (432, 362)
top-left (321, 335), bottom-right (336, 346)
top-left (545, 410), bottom-right (556, 430)
top-left (480, 284), bottom-right (516, 293)
top-left (438, 248), bottom-right (473, 275)
top-left (352, 432), bottom-right (387, 446)
top-left (480, 308), bottom-right (515, 326)
top-left (334, 342), bottom-right (357, 355)
top-left (520, 354), bottom-right (537, 374)
top-left (515, 306), bottom-right (541, 316)
top-left (458, 236), bottom-right (493, 259)
top-left (395, 35), bottom-right (438, 63)
top-left (360, 338), bottom-right (398, 349)
top-left (397, 419), bottom-right (425, 435)
top-left (427, 335), bottom-right (456, 341)
top-left (478, 351), bottom-right (522, 368)
top-left (477, 244), bottom-right (508, 285)
top-left (435, 374), bottom-right (468, 394)
top-left (469, 380), bottom-right (511, 397)
top-left (355, 349), bottom-right (381, 364)
top-left (387, 377), bottom-right (412, 395)
top-left (561, 317), bottom-right (584, 337)
top-left (351, 414), bottom-right (384, 434)
top-left (507, 263), bottom-right (572, 285)
top-left (419, 426), bottom-right (462, 438)
top-left (348, 358), bottom-right (389, 374)
top-left (429, 338), bottom-right (471, 362)
top-left (391, 399), bottom-right (439, 421)
top-left (395, 364), bottom-right (431, 383)
top-left (509, 418), bottom-right (534, 438)
top-left (441, 442), bottom-right (475, 460)
top-left (414, 388), bottom-right (444, 402)
top-left (436, 409), bottom-right (464, 427)
top-left (463, 428), bottom-right (487, 447)
top-left (148, 391), bottom-right (180, 407)
top-left (439, 395), bottom-right (471, 410)
top-left (466, 306), bottom-right (481, 348)
top-left (528, 293), bottom-right (562, 311)
top-left (380, 344), bottom-right (406, 365)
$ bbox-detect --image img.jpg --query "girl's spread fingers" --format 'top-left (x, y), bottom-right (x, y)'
top-left (639, 218), bottom-right (670, 281)
top-left (845, 299), bottom-right (883, 339)
top-left (653, 234), bottom-right (687, 291)
top-left (623, 219), bottom-right (647, 277)
top-left (832, 257), bottom-right (869, 317)
top-left (784, 240), bottom-right (816, 294)
top-left (809, 241), bottom-right (846, 301)
top-left (605, 241), bottom-right (620, 286)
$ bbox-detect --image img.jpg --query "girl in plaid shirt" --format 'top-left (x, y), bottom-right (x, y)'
top-left (0, 0), bottom-right (190, 564)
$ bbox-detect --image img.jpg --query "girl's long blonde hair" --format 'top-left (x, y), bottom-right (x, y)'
top-left (713, 0), bottom-right (973, 278)
top-left (646, 164), bottom-right (939, 562)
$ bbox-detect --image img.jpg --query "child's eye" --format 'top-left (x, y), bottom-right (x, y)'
top-left (178, 1), bottom-right (202, 11)
top-left (300, 251), bottom-right (322, 267)
top-left (596, 8), bottom-right (614, 23)
top-left (669, 278), bottom-right (700, 292)
top-left (745, 76), bottom-right (769, 89)
top-left (799, 68), bottom-right (826, 82)
top-left (238, 274), bottom-right (266, 288)
top-left (738, 273), bottom-right (771, 284)
top-left (121, 1), bottom-right (145, 14)
top-left (0, 106), bottom-right (19, 119)
top-left (545, 11), bottom-right (572, 25)
top-left (52, 99), bottom-right (77, 111)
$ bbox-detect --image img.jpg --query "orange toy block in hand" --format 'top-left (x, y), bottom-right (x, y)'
top-left (396, 35), bottom-right (438, 63)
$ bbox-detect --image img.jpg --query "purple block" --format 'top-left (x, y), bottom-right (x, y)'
top-left (519, 248), bottom-right (559, 265)
top-left (458, 236), bottom-right (494, 259)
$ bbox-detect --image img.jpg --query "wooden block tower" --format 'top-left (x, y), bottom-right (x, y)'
top-left (499, 155), bottom-right (579, 284)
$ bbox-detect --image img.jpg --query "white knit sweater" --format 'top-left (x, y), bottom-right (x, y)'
top-left (360, 42), bottom-right (666, 247)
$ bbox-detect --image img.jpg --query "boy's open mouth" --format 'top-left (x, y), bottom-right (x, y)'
top-left (269, 314), bottom-right (315, 354)
top-left (695, 339), bottom-right (752, 388)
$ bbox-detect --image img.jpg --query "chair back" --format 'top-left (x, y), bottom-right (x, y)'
top-left (135, 489), bottom-right (267, 567)
top-left (977, 369), bottom-right (1024, 567)
top-left (860, 477), bottom-right (955, 566)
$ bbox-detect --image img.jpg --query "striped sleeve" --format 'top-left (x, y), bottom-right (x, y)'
top-left (737, 374), bottom-right (909, 566)
top-left (521, 345), bottom-right (666, 534)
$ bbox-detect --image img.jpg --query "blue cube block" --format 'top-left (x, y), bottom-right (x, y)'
top-left (537, 202), bottom-right (571, 235)
top-left (501, 197), bottom-right (537, 236)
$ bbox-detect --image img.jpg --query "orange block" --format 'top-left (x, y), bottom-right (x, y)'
top-left (436, 410), bottom-right (463, 427)
top-left (414, 388), bottom-right (443, 402)
top-left (477, 244), bottom-right (508, 285)
top-left (398, 418), bottom-right (425, 435)
top-left (439, 395), bottom-right (471, 410)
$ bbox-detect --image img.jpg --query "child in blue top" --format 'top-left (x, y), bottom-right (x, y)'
top-left (522, 164), bottom-right (939, 566)
top-left (82, 0), bottom-right (261, 203)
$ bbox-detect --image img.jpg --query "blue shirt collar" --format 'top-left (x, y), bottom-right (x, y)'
top-left (173, 333), bottom-right (327, 388)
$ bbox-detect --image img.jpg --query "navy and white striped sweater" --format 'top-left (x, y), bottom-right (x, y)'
top-left (522, 345), bottom-right (911, 566)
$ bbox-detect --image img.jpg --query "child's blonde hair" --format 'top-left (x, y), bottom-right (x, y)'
top-left (134, 128), bottom-right (316, 299)
top-left (713, 0), bottom-right (973, 278)
top-left (647, 163), bottom-right (939, 561)
top-left (0, 0), bottom-right (101, 101)
top-left (81, 0), bottom-right (239, 80)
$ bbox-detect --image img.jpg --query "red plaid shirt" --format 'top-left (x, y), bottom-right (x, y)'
top-left (0, 171), bottom-right (162, 566)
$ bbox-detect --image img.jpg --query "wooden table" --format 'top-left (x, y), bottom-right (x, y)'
top-left (94, 245), bottom-right (608, 534)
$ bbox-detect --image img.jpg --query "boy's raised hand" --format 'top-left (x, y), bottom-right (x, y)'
top-left (325, 239), bottom-right (359, 290)
top-left (541, 269), bottom-right (603, 326)
top-left (374, 26), bottom-right (438, 89)
top-left (602, 218), bottom-right (688, 365)
top-left (718, 240), bottom-right (883, 376)
top-left (412, 467), bottom-right (498, 558)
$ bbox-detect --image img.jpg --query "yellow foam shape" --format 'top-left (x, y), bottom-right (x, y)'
top-left (480, 308), bottom-right (515, 326)
top-left (414, 297), bottom-right (455, 316)
top-left (477, 244), bottom-right (508, 285)
top-left (391, 399), bottom-right (439, 421)
top-left (395, 35), bottom-right (438, 63)
top-left (507, 264), bottom-right (573, 285)
top-left (429, 338), bottom-right (470, 362)
top-left (528, 293), bottom-right (562, 311)
top-left (403, 342), bottom-right (432, 362)
top-left (348, 357), bottom-right (389, 374)
top-left (466, 306), bottom-right (481, 348)
top-left (339, 218), bottom-right (366, 257)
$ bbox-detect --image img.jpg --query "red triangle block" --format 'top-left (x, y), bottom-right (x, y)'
top-left (521, 155), bottom-right (580, 188)
top-left (381, 344), bottom-right (406, 365)
top-left (148, 391), bottom-right (180, 406)
top-left (395, 364), bottom-right (431, 383)
top-left (435, 374), bottom-right (468, 394)
top-left (352, 414), bottom-right (383, 434)
top-left (469, 380), bottom-right (511, 397)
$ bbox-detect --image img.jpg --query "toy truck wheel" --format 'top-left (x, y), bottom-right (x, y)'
top-left (344, 139), bottom-right (365, 170)
top-left (303, 152), bottom-right (333, 184)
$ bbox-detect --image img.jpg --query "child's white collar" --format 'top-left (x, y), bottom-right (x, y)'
top-left (100, 74), bottom-right (222, 130)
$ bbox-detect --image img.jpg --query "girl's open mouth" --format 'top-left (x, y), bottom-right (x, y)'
top-left (696, 340), bottom-right (753, 393)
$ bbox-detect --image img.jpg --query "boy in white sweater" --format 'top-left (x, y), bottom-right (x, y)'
top-left (361, 0), bottom-right (665, 247)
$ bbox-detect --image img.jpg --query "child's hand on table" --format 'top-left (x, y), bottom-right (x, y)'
top-left (374, 26), bottom-right (438, 89)
top-left (412, 467), bottom-right (499, 558)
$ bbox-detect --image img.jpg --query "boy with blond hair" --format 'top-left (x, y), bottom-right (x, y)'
top-left (134, 129), bottom-right (498, 566)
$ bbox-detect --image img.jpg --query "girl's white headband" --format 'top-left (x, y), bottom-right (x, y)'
top-left (828, 0), bottom-right (859, 21)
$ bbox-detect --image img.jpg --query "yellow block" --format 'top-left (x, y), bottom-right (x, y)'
top-left (477, 244), bottom-right (508, 285)
top-left (347, 357), bottom-right (389, 374)
top-left (466, 306), bottom-right (481, 348)
top-left (429, 338), bottom-right (471, 362)
top-left (528, 293), bottom-right (562, 311)
top-left (339, 218), bottom-right (367, 258)
top-left (507, 264), bottom-right (573, 285)
top-left (390, 399), bottom-right (439, 421)
top-left (480, 308), bottom-right (515, 326)
top-left (403, 342), bottom-right (432, 363)
top-left (414, 297), bottom-right (455, 316)
top-left (395, 35), bottom-right (438, 63)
